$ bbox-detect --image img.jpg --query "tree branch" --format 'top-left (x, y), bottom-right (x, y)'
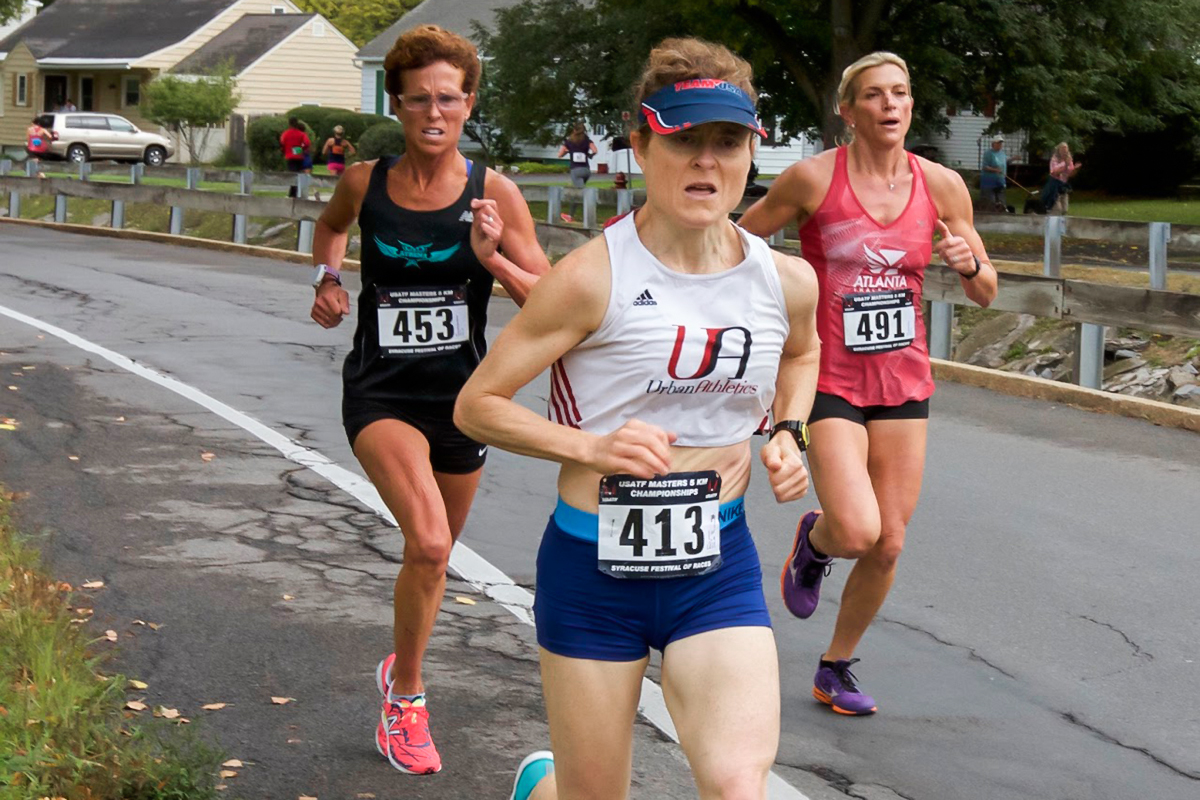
top-left (855, 0), bottom-right (894, 53)
top-left (731, 0), bottom-right (822, 110)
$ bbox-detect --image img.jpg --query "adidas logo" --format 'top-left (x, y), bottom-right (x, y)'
top-left (633, 289), bottom-right (657, 306)
top-left (458, 210), bottom-right (474, 223)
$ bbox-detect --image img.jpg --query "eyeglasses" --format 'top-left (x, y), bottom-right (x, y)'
top-left (397, 92), bottom-right (469, 113)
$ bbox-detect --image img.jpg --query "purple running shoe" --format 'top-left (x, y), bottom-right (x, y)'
top-left (813, 658), bottom-right (877, 716)
top-left (780, 510), bottom-right (831, 619)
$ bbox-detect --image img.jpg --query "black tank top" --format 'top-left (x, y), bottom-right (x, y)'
top-left (343, 156), bottom-right (492, 403)
top-left (328, 136), bottom-right (346, 164)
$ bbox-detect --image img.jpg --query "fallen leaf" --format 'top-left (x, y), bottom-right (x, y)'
top-left (201, 702), bottom-right (227, 711)
top-left (147, 622), bottom-right (161, 631)
top-left (36, 335), bottom-right (44, 339)
top-left (200, 452), bottom-right (215, 462)
top-left (128, 680), bottom-right (148, 690)
top-left (2, 418), bottom-right (15, 424)
top-left (67, 455), bottom-right (79, 461)
top-left (103, 630), bottom-right (118, 642)
top-left (131, 619), bottom-right (146, 626)
top-left (81, 580), bottom-right (105, 589)
top-left (11, 372), bottom-right (22, 376)
top-left (215, 785), bottom-right (227, 792)
top-left (299, 796), bottom-right (318, 800)
top-left (271, 696), bottom-right (294, 705)
top-left (70, 618), bottom-right (88, 624)
top-left (115, 416), bottom-right (125, 422)
top-left (7, 386), bottom-right (17, 391)
top-left (222, 759), bottom-right (244, 768)
top-left (454, 596), bottom-right (477, 605)
top-left (125, 701), bottom-right (147, 712)
top-left (0, 424), bottom-right (15, 431)
top-left (218, 770), bottom-right (238, 779)
top-left (21, 366), bottom-right (34, 370)
top-left (356, 794), bottom-right (377, 799)
top-left (282, 594), bottom-right (294, 601)
top-left (154, 706), bottom-right (181, 720)
top-left (286, 738), bottom-right (302, 744)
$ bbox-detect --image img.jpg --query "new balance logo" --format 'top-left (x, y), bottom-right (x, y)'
top-left (633, 289), bottom-right (657, 306)
top-left (458, 210), bottom-right (474, 223)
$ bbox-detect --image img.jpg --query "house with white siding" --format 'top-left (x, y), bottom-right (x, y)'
top-left (0, 0), bottom-right (358, 159)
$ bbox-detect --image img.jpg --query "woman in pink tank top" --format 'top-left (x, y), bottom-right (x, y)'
top-left (741, 51), bottom-right (997, 716)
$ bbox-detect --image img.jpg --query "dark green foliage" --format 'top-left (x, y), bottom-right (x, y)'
top-left (247, 116), bottom-right (314, 171)
top-left (285, 106), bottom-right (392, 162)
top-left (357, 120), bottom-right (407, 161)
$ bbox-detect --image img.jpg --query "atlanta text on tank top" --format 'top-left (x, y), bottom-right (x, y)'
top-left (343, 156), bottom-right (493, 403)
top-left (800, 146), bottom-right (938, 407)
top-left (549, 213), bottom-right (790, 446)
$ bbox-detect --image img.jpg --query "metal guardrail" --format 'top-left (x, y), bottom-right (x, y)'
top-left (2, 167), bottom-right (1197, 392)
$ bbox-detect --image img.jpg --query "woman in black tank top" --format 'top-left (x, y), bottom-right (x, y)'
top-left (306, 24), bottom-right (549, 777)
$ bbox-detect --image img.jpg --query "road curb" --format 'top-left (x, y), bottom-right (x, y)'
top-left (932, 359), bottom-right (1200, 433)
top-left (5, 215), bottom-right (1197, 434)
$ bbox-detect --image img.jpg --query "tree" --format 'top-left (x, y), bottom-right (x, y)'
top-left (292, 0), bottom-right (422, 46)
top-left (483, 0), bottom-right (1200, 157)
top-left (461, 59), bottom-right (520, 165)
top-left (142, 68), bottom-right (241, 164)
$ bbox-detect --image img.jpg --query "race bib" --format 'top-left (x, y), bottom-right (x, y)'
top-left (377, 286), bottom-right (469, 358)
top-left (842, 290), bottom-right (916, 353)
top-left (571, 151), bottom-right (587, 164)
top-left (597, 471), bottom-right (722, 579)
top-left (291, 145), bottom-right (304, 156)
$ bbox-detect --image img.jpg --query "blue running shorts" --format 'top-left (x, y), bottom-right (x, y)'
top-left (533, 497), bottom-right (772, 662)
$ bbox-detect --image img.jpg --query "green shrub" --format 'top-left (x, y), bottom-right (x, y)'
top-left (211, 144), bottom-right (245, 168)
top-left (247, 115), bottom-right (314, 171)
top-left (507, 160), bottom-right (569, 174)
top-left (286, 106), bottom-right (394, 164)
top-left (357, 121), bottom-right (407, 161)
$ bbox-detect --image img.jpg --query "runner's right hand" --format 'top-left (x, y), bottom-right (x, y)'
top-left (311, 281), bottom-right (350, 328)
top-left (586, 419), bottom-right (676, 479)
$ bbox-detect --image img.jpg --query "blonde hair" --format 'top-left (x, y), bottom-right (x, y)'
top-left (632, 38), bottom-right (756, 135)
top-left (837, 51), bottom-right (910, 107)
top-left (1054, 142), bottom-right (1071, 159)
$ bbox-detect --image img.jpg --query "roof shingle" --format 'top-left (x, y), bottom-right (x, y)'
top-left (356, 0), bottom-right (517, 60)
top-left (173, 13), bottom-right (313, 74)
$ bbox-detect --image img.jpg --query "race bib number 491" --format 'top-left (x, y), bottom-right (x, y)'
top-left (597, 471), bottom-right (722, 579)
top-left (842, 290), bottom-right (916, 353)
top-left (377, 286), bottom-right (469, 358)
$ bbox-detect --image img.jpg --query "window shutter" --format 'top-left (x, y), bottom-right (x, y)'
top-left (26, 72), bottom-right (34, 106)
top-left (10, 74), bottom-right (16, 106)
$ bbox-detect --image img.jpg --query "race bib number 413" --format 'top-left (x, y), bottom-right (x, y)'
top-left (597, 471), bottom-right (722, 579)
top-left (842, 290), bottom-right (916, 353)
top-left (377, 286), bottom-right (469, 358)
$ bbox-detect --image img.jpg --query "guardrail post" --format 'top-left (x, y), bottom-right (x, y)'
top-left (8, 189), bottom-right (19, 219)
top-left (295, 172), bottom-right (311, 200)
top-left (582, 187), bottom-right (597, 228)
top-left (186, 167), bottom-right (201, 190)
top-left (130, 163), bottom-right (144, 184)
top-left (928, 301), bottom-right (954, 360)
top-left (1073, 323), bottom-right (1105, 389)
top-left (232, 213), bottom-right (248, 244)
top-left (239, 170), bottom-right (253, 196)
top-left (0, 159), bottom-right (11, 176)
top-left (79, 161), bottom-right (91, 181)
top-left (169, 206), bottom-right (184, 235)
top-left (547, 186), bottom-right (562, 223)
top-left (25, 159), bottom-right (38, 178)
top-left (1148, 221), bottom-right (1170, 290)
top-left (54, 194), bottom-right (68, 223)
top-left (111, 199), bottom-right (125, 229)
top-left (297, 219), bottom-right (315, 254)
top-left (769, 230), bottom-right (785, 246)
top-left (616, 188), bottom-right (633, 216)
top-left (1043, 215), bottom-right (1063, 278)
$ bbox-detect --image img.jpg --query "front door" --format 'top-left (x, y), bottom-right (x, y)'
top-left (44, 75), bottom-right (67, 112)
top-left (79, 76), bottom-right (94, 111)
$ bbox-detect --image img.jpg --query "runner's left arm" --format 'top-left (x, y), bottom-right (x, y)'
top-left (760, 253), bottom-right (821, 504)
top-left (929, 165), bottom-right (999, 308)
top-left (469, 171), bottom-right (552, 306)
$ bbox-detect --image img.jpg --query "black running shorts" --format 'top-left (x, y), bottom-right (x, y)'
top-left (342, 396), bottom-right (487, 474)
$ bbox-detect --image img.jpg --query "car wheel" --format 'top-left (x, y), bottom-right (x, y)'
top-left (66, 144), bottom-right (89, 164)
top-left (144, 146), bottom-right (167, 167)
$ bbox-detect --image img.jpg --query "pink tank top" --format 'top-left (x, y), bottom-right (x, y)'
top-left (800, 146), bottom-right (938, 407)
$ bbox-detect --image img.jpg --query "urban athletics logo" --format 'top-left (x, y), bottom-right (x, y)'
top-left (374, 236), bottom-right (462, 268)
top-left (646, 325), bottom-right (758, 396)
top-left (854, 245), bottom-right (908, 291)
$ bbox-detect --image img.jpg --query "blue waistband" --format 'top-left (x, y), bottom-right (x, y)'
top-left (554, 495), bottom-right (746, 542)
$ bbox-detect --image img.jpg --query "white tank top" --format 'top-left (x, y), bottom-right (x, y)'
top-left (548, 213), bottom-right (789, 447)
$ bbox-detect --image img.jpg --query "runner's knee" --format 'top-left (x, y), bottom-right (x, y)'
top-left (865, 527), bottom-right (906, 570)
top-left (403, 533), bottom-right (453, 573)
top-left (824, 513), bottom-right (882, 558)
top-left (696, 765), bottom-right (769, 800)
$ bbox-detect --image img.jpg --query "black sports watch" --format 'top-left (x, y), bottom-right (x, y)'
top-left (769, 419), bottom-right (810, 452)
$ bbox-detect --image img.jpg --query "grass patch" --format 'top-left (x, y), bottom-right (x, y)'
top-left (0, 489), bottom-right (222, 798)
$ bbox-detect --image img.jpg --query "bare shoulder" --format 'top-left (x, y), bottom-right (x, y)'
top-left (483, 167), bottom-right (523, 202)
top-left (919, 158), bottom-right (970, 212)
top-left (524, 235), bottom-right (611, 329)
top-left (775, 150), bottom-right (835, 195)
top-left (770, 249), bottom-right (819, 309)
top-left (339, 160), bottom-right (375, 190)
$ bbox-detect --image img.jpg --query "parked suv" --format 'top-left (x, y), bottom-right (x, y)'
top-left (37, 112), bottom-right (174, 166)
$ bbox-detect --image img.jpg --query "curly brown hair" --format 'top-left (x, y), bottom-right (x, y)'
top-left (383, 24), bottom-right (481, 99)
top-left (632, 38), bottom-right (756, 135)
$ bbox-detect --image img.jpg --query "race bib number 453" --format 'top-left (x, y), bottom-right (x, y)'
top-left (377, 286), bottom-right (469, 358)
top-left (842, 290), bottom-right (916, 353)
top-left (597, 471), bottom-right (722, 579)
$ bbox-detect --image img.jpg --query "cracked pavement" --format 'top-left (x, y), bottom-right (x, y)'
top-left (2, 224), bottom-right (1200, 799)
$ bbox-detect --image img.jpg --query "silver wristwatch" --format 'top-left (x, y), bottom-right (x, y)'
top-left (312, 263), bottom-right (341, 287)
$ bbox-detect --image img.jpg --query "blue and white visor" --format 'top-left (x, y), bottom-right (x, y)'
top-left (638, 79), bottom-right (766, 138)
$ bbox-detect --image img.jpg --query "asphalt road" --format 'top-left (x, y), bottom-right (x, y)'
top-left (1, 224), bottom-right (1197, 800)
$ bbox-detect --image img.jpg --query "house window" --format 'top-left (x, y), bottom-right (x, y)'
top-left (313, 21), bottom-right (326, 36)
top-left (271, 5), bottom-right (286, 12)
top-left (123, 76), bottom-right (141, 107)
top-left (17, 74), bottom-right (28, 106)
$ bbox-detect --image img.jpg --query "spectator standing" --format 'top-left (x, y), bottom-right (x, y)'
top-left (556, 122), bottom-right (598, 222)
top-left (980, 134), bottom-right (1008, 212)
top-left (1042, 142), bottom-right (1081, 215)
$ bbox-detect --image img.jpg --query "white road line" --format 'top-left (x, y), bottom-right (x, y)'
top-left (0, 301), bottom-right (811, 800)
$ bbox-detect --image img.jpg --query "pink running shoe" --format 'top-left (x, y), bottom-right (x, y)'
top-left (376, 695), bottom-right (442, 774)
